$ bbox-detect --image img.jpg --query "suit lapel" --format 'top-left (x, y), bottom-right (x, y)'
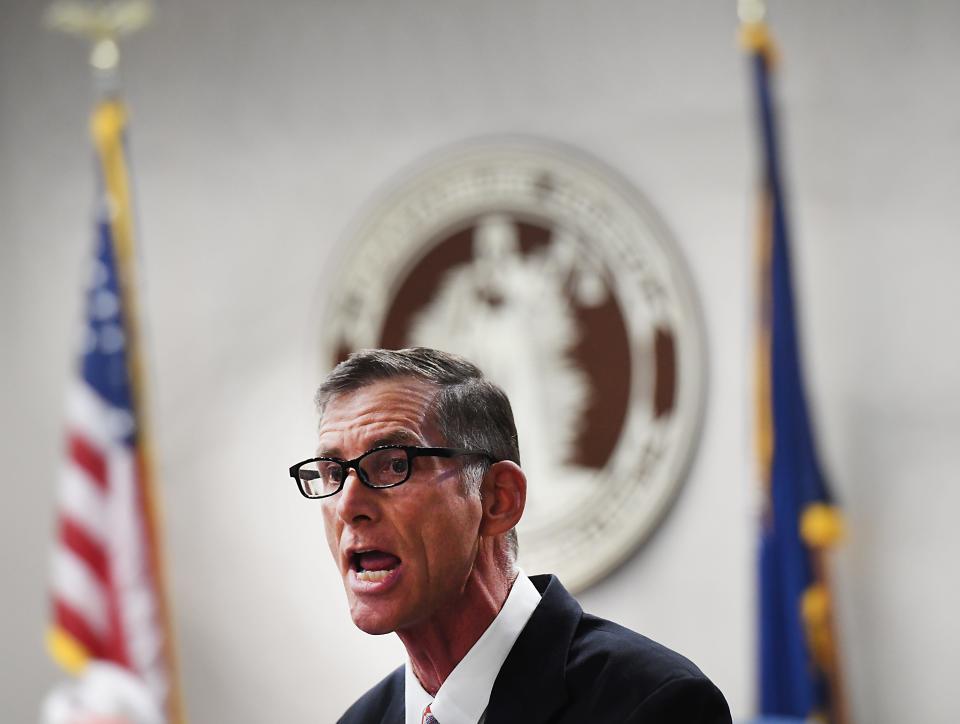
top-left (384, 696), bottom-right (404, 724)
top-left (485, 575), bottom-right (581, 724)
top-left (384, 667), bottom-right (405, 724)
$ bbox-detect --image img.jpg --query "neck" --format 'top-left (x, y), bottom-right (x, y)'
top-left (399, 544), bottom-right (516, 696)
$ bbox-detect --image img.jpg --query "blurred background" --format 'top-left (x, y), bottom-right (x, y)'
top-left (2, 0), bottom-right (959, 722)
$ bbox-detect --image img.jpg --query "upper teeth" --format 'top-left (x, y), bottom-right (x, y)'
top-left (357, 569), bottom-right (391, 582)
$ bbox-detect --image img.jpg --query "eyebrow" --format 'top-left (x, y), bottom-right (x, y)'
top-left (317, 430), bottom-right (422, 459)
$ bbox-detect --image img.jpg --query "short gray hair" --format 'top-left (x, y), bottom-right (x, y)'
top-left (315, 347), bottom-right (520, 558)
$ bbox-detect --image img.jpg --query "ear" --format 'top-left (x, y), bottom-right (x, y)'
top-left (478, 461), bottom-right (526, 538)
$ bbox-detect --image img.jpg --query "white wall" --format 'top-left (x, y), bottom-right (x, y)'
top-left (2, 1), bottom-right (958, 722)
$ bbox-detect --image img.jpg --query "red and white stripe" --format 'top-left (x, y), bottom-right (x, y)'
top-left (51, 381), bottom-right (168, 704)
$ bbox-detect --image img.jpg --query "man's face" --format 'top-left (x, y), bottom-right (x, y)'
top-left (318, 378), bottom-right (484, 635)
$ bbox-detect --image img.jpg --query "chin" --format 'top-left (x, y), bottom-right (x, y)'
top-left (352, 618), bottom-right (396, 636)
top-left (349, 602), bottom-right (402, 636)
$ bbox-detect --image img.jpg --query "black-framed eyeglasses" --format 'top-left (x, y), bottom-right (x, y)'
top-left (288, 445), bottom-right (494, 499)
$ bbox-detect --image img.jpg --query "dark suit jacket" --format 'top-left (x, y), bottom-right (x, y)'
top-left (338, 574), bottom-right (731, 723)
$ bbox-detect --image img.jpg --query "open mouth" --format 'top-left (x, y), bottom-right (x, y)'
top-left (351, 550), bottom-right (402, 583)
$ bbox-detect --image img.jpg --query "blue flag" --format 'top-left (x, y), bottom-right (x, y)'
top-left (743, 20), bottom-right (847, 724)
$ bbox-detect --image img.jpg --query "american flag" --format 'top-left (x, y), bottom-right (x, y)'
top-left (47, 100), bottom-right (179, 721)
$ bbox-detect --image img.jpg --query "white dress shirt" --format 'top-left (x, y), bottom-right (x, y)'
top-left (404, 571), bottom-right (542, 724)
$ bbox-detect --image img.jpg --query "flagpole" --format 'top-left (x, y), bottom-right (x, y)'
top-left (45, 3), bottom-right (187, 723)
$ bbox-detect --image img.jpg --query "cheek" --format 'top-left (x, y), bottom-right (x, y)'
top-left (321, 506), bottom-right (340, 559)
top-left (422, 497), bottom-right (483, 571)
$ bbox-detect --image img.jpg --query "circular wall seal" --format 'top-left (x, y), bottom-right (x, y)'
top-left (318, 139), bottom-right (706, 592)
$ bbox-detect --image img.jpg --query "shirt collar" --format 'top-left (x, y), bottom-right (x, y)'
top-left (404, 570), bottom-right (542, 724)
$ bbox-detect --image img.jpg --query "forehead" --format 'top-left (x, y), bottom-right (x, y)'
top-left (317, 378), bottom-right (439, 455)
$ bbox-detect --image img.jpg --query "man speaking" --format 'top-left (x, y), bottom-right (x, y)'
top-left (288, 347), bottom-right (730, 723)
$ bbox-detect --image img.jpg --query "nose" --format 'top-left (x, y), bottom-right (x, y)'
top-left (335, 468), bottom-right (380, 526)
